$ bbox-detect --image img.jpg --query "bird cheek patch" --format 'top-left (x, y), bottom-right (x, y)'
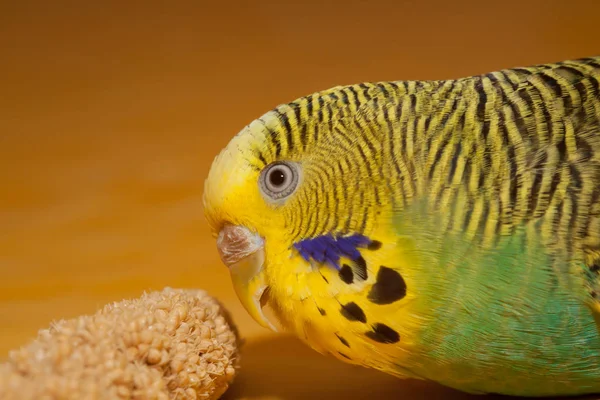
top-left (293, 234), bottom-right (378, 274)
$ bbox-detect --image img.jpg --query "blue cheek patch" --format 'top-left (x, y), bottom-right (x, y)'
top-left (293, 234), bottom-right (374, 270)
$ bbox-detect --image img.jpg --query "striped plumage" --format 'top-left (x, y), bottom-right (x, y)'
top-left (244, 57), bottom-right (600, 254)
top-left (203, 56), bottom-right (600, 396)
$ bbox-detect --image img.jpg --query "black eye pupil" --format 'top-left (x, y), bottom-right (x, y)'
top-left (269, 169), bottom-right (286, 187)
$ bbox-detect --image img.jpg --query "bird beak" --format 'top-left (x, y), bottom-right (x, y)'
top-left (216, 225), bottom-right (278, 331)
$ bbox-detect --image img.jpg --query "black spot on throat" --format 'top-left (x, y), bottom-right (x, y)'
top-left (339, 264), bottom-right (354, 284)
top-left (340, 302), bottom-right (367, 323)
top-left (365, 323), bottom-right (400, 344)
top-left (354, 256), bottom-right (368, 281)
top-left (367, 266), bottom-right (407, 305)
top-left (336, 333), bottom-right (350, 348)
top-left (367, 240), bottom-right (382, 250)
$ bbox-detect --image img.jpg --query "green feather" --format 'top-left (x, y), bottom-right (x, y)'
top-left (391, 198), bottom-right (600, 396)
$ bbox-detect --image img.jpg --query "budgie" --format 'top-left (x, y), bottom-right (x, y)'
top-left (202, 56), bottom-right (600, 397)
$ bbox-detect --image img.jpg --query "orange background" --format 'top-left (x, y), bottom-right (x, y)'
top-left (1, 1), bottom-right (599, 398)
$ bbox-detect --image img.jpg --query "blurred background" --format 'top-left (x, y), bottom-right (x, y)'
top-left (1, 0), bottom-right (599, 398)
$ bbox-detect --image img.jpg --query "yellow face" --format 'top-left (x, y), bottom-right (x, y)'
top-left (203, 102), bottom-right (398, 338)
top-left (203, 92), bottom-right (421, 371)
top-left (203, 130), bottom-right (288, 243)
top-left (203, 116), bottom-right (310, 331)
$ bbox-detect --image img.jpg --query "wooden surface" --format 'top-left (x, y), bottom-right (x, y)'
top-left (1, 1), bottom-right (599, 398)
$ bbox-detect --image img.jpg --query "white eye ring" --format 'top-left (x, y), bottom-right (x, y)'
top-left (259, 161), bottom-right (300, 201)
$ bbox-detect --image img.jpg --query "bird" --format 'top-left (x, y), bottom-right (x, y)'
top-left (202, 55), bottom-right (600, 397)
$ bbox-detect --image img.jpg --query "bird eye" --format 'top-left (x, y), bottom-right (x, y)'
top-left (259, 161), bottom-right (300, 201)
